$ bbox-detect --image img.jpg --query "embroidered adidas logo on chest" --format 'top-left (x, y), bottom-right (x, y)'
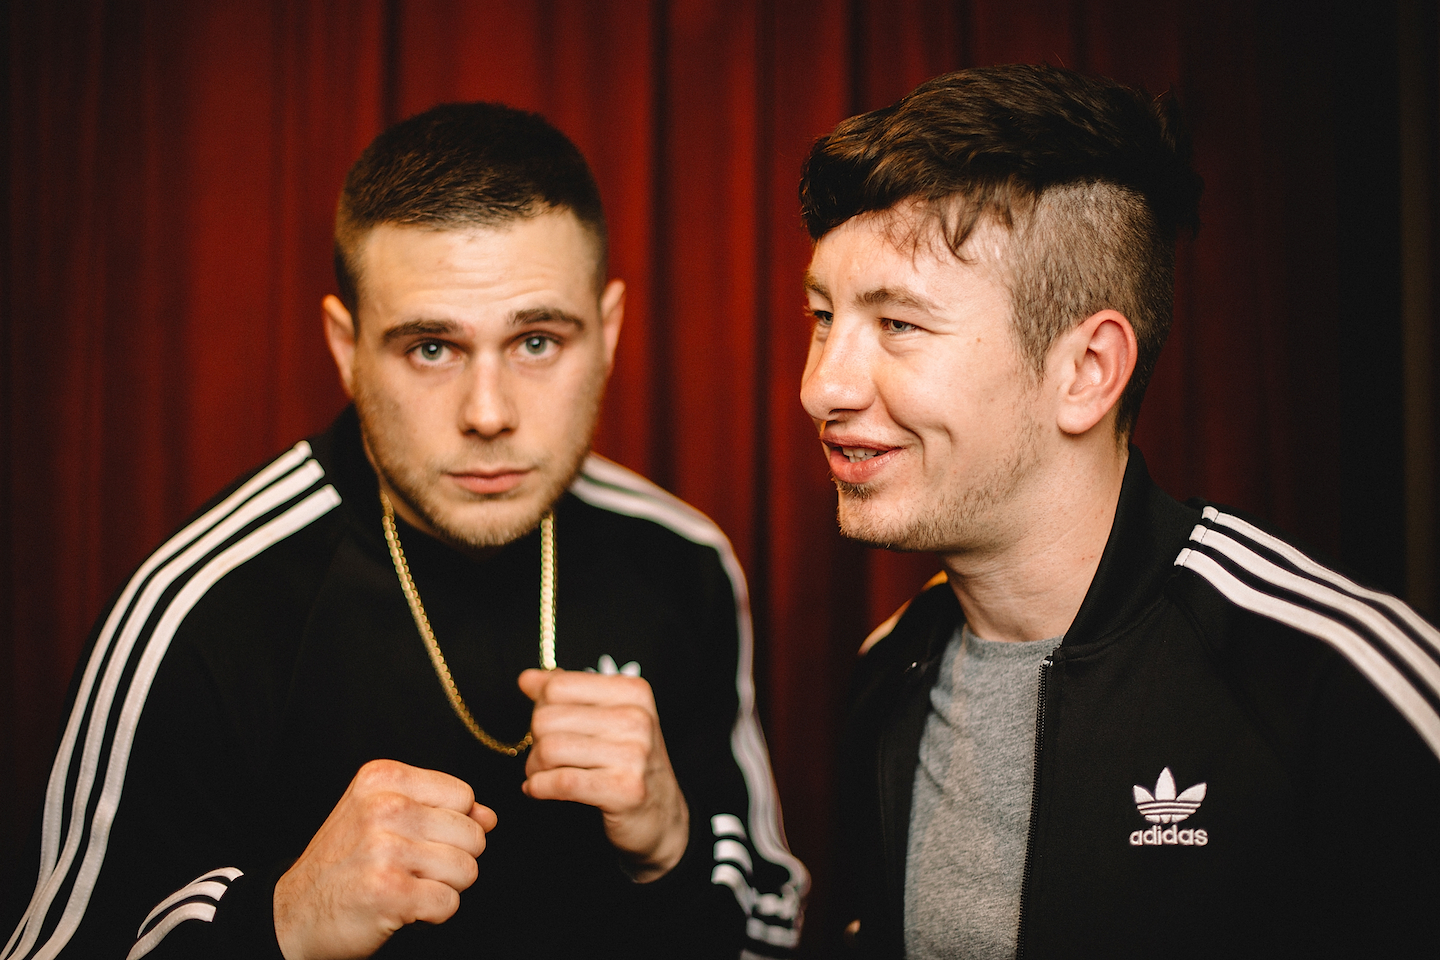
top-left (1128, 767), bottom-right (1209, 847)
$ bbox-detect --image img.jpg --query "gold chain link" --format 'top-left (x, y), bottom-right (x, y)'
top-left (380, 490), bottom-right (556, 756)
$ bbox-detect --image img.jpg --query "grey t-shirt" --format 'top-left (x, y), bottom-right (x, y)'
top-left (904, 624), bottom-right (1057, 960)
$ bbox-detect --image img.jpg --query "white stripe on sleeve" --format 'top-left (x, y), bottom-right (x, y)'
top-left (569, 455), bottom-right (809, 932)
top-left (5, 448), bottom-right (336, 960)
top-left (1177, 509), bottom-right (1440, 761)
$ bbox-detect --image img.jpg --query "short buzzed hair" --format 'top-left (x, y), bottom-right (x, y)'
top-left (799, 65), bottom-right (1203, 435)
top-left (334, 101), bottom-right (608, 313)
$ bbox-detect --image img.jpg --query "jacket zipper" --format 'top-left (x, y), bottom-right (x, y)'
top-left (1014, 655), bottom-right (1052, 960)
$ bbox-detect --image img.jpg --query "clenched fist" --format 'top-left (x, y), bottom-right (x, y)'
top-left (273, 759), bottom-right (497, 960)
top-left (519, 668), bottom-right (689, 882)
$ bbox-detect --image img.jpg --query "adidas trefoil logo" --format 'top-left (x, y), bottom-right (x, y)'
top-left (1134, 767), bottom-right (1206, 823)
top-left (587, 654), bottom-right (641, 677)
top-left (1128, 767), bottom-right (1208, 847)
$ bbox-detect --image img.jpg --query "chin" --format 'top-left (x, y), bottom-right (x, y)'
top-left (837, 489), bottom-right (972, 553)
top-left (428, 498), bottom-right (550, 552)
top-left (837, 498), bottom-right (912, 551)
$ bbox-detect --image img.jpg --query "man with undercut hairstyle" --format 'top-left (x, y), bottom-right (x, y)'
top-left (6, 102), bottom-right (805, 960)
top-left (798, 65), bottom-right (1440, 958)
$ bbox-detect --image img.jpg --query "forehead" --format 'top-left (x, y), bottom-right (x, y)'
top-left (355, 213), bottom-right (600, 316)
top-left (806, 208), bottom-right (1013, 308)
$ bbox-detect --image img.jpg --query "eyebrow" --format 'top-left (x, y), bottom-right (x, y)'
top-left (379, 308), bottom-right (587, 346)
top-left (802, 271), bottom-right (829, 300)
top-left (380, 318), bottom-right (460, 345)
top-left (802, 271), bottom-right (941, 314)
top-left (856, 286), bottom-right (941, 313)
top-left (509, 307), bottom-right (587, 330)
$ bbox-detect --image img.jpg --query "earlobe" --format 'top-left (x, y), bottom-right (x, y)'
top-left (599, 279), bottom-right (626, 370)
top-left (1053, 309), bottom-right (1137, 437)
top-left (322, 295), bottom-right (358, 399)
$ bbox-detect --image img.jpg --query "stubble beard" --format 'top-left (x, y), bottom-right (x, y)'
top-left (353, 375), bottom-right (605, 553)
top-left (833, 416), bottom-right (1043, 554)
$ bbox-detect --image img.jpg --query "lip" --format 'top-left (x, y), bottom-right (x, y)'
top-left (447, 468), bottom-right (531, 496)
top-left (821, 439), bottom-right (899, 485)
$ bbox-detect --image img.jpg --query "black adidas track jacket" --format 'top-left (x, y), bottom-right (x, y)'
top-left (5, 409), bottom-right (806, 960)
top-left (839, 450), bottom-right (1440, 959)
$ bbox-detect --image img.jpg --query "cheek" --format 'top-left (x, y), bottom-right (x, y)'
top-left (873, 366), bottom-right (940, 430)
top-left (526, 352), bottom-right (607, 424)
top-left (354, 359), bottom-right (449, 434)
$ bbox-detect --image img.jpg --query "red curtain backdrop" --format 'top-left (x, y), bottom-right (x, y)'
top-left (4, 1), bottom-right (1437, 953)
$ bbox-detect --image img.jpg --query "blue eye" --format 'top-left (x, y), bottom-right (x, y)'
top-left (521, 335), bottom-right (554, 356)
top-left (414, 341), bottom-right (448, 362)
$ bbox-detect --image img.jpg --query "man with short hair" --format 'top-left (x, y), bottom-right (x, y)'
top-left (798, 65), bottom-right (1440, 958)
top-left (6, 102), bottom-right (805, 960)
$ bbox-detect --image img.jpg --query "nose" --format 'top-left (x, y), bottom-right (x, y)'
top-left (800, 316), bottom-right (875, 424)
top-left (460, 353), bottom-right (517, 438)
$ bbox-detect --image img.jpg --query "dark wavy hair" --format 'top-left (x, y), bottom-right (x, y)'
top-left (334, 101), bottom-right (607, 314)
top-left (800, 64), bottom-right (1203, 436)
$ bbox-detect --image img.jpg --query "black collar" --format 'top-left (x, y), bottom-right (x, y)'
top-left (1060, 447), bottom-right (1198, 648)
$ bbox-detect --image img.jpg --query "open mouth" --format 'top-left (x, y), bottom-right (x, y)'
top-left (823, 441), bottom-right (896, 482)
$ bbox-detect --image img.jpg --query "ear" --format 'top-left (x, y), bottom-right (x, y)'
top-left (598, 278), bottom-right (626, 372)
top-left (1049, 309), bottom-right (1137, 436)
top-left (322, 294), bottom-right (358, 399)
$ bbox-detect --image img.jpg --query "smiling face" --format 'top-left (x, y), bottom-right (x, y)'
top-left (324, 213), bottom-right (624, 550)
top-left (800, 209), bottom-right (1056, 555)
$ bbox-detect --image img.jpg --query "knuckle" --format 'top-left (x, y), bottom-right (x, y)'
top-left (527, 711), bottom-right (552, 742)
top-left (617, 675), bottom-right (654, 700)
top-left (434, 885), bottom-right (461, 918)
top-left (616, 706), bottom-right (652, 737)
top-left (448, 776), bottom-right (476, 809)
top-left (458, 851), bottom-right (480, 888)
top-left (367, 828), bottom-right (407, 864)
top-left (527, 737), bottom-right (554, 768)
top-left (529, 705), bottom-right (557, 734)
top-left (414, 883), bottom-right (461, 923)
top-left (361, 865), bottom-right (410, 908)
top-left (362, 790), bottom-right (411, 826)
top-left (539, 673), bottom-right (573, 701)
top-left (619, 742), bottom-right (649, 769)
top-left (466, 819), bottom-right (487, 856)
top-left (552, 768), bottom-right (581, 795)
top-left (356, 758), bottom-right (403, 789)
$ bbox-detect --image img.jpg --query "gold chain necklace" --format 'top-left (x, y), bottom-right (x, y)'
top-left (380, 490), bottom-right (556, 756)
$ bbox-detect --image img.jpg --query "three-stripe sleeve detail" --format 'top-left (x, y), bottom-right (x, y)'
top-left (4, 443), bottom-right (341, 960)
top-left (1176, 506), bottom-right (1440, 761)
top-left (125, 868), bottom-right (243, 960)
top-left (569, 455), bottom-right (809, 948)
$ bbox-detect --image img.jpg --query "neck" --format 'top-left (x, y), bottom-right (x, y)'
top-left (941, 444), bottom-right (1128, 643)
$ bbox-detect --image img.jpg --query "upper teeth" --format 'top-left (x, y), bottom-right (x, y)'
top-left (842, 447), bottom-right (879, 462)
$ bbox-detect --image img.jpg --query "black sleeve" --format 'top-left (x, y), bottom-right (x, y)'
top-left (4, 619), bottom-right (288, 960)
top-left (615, 541), bottom-right (808, 959)
top-left (1292, 650), bottom-right (1440, 959)
top-left (4, 443), bottom-right (337, 960)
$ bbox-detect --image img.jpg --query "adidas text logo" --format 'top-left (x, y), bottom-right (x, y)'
top-left (1128, 767), bottom-right (1208, 847)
